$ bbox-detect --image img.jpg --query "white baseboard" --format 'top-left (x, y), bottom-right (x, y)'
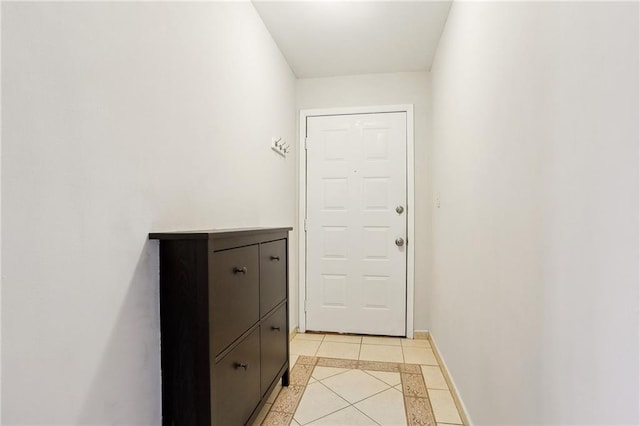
top-left (413, 330), bottom-right (429, 340)
top-left (428, 332), bottom-right (473, 426)
top-left (289, 327), bottom-right (298, 342)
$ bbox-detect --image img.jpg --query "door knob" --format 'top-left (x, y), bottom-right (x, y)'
top-left (395, 238), bottom-right (405, 247)
top-left (396, 205), bottom-right (404, 214)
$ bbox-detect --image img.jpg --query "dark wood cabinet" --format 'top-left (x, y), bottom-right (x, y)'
top-left (149, 228), bottom-right (292, 426)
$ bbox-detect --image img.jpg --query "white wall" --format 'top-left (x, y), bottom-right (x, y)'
top-left (296, 72), bottom-right (432, 331)
top-left (1, 2), bottom-right (296, 424)
top-left (430, 2), bottom-right (639, 424)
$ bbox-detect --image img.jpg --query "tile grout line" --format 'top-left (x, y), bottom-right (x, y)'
top-left (313, 337), bottom-right (322, 356)
top-left (261, 356), bottom-right (319, 425)
top-left (350, 403), bottom-right (383, 426)
top-left (400, 366), bottom-right (437, 425)
top-left (343, 382), bottom-right (395, 405)
top-left (312, 367), bottom-right (351, 382)
top-left (421, 364), bottom-right (451, 391)
top-left (349, 384), bottom-right (403, 425)
top-left (360, 369), bottom-right (401, 388)
top-left (399, 367), bottom-right (411, 425)
top-left (315, 369), bottom-right (398, 425)
top-left (299, 380), bottom-right (355, 425)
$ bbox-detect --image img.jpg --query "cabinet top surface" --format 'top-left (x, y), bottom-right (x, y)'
top-left (149, 227), bottom-right (292, 240)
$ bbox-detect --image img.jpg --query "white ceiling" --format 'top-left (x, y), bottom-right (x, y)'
top-left (252, 1), bottom-right (453, 78)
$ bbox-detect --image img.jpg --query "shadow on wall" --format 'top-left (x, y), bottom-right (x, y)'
top-left (77, 240), bottom-right (161, 425)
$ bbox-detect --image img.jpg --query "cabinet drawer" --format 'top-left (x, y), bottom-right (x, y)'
top-left (260, 303), bottom-right (287, 395)
top-left (210, 245), bottom-right (259, 355)
top-left (260, 240), bottom-right (287, 316)
top-left (212, 328), bottom-right (261, 426)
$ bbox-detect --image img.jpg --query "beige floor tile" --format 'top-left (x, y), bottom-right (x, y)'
top-left (251, 402), bottom-right (271, 426)
top-left (266, 385), bottom-right (282, 403)
top-left (323, 334), bottom-right (363, 344)
top-left (291, 338), bottom-right (321, 356)
top-left (294, 333), bottom-right (325, 341)
top-left (394, 384), bottom-right (403, 392)
top-left (290, 354), bottom-right (299, 367)
top-left (316, 341), bottom-right (361, 360)
top-left (421, 365), bottom-right (448, 390)
top-left (359, 344), bottom-right (404, 363)
top-left (312, 366), bottom-right (350, 381)
top-left (428, 389), bottom-right (463, 424)
top-left (401, 338), bottom-right (431, 348)
top-left (363, 370), bottom-right (401, 386)
top-left (321, 369), bottom-right (390, 404)
top-left (316, 358), bottom-right (358, 369)
top-left (292, 419), bottom-right (301, 426)
top-left (308, 406), bottom-right (377, 425)
top-left (308, 377), bottom-right (317, 384)
top-left (403, 346), bottom-right (438, 365)
top-left (355, 388), bottom-right (407, 426)
top-left (402, 373), bottom-right (428, 398)
top-left (362, 336), bottom-right (402, 346)
top-left (405, 397), bottom-right (435, 426)
top-left (293, 382), bottom-right (350, 425)
top-left (271, 385), bottom-right (305, 415)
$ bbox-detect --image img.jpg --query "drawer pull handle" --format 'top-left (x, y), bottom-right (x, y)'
top-left (234, 362), bottom-right (249, 371)
top-left (270, 256), bottom-right (280, 261)
top-left (233, 266), bottom-right (248, 275)
top-left (271, 326), bottom-right (281, 331)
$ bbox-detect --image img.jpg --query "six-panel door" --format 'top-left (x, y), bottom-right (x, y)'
top-left (306, 112), bottom-right (408, 336)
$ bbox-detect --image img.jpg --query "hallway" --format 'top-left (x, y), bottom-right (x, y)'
top-left (1, 1), bottom-right (638, 424)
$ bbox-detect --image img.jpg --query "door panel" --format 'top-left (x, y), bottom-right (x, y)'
top-left (306, 112), bottom-right (407, 336)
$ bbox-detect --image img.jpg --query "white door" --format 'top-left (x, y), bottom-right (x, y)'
top-left (305, 112), bottom-right (407, 336)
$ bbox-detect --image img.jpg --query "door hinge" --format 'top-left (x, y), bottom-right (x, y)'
top-left (305, 137), bottom-right (309, 150)
top-left (304, 299), bottom-right (308, 312)
top-left (304, 218), bottom-right (307, 232)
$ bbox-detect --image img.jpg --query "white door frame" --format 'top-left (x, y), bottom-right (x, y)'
top-left (298, 104), bottom-right (415, 338)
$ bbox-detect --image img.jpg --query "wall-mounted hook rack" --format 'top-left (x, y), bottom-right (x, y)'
top-left (271, 137), bottom-right (288, 157)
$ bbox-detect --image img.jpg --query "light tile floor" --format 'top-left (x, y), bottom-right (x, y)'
top-left (253, 333), bottom-right (465, 426)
